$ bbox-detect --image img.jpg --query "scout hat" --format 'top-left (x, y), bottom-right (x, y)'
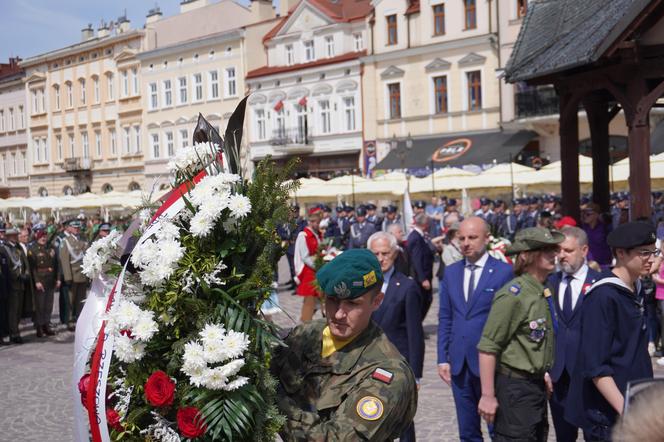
top-left (506, 227), bottom-right (564, 255)
top-left (316, 249), bottom-right (383, 299)
top-left (607, 221), bottom-right (656, 249)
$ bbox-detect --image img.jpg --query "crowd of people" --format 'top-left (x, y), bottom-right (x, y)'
top-left (0, 214), bottom-right (126, 344)
top-left (274, 192), bottom-right (664, 441)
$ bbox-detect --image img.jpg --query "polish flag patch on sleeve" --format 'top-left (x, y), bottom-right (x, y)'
top-left (372, 368), bottom-right (394, 384)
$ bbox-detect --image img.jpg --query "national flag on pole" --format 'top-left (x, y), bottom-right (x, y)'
top-left (403, 184), bottom-right (414, 236)
top-left (298, 96), bottom-right (307, 107)
top-left (274, 100), bottom-right (284, 112)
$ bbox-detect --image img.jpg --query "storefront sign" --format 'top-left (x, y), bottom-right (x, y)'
top-left (431, 138), bottom-right (472, 163)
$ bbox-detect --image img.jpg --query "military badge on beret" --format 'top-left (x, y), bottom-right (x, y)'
top-left (356, 396), bottom-right (384, 421)
top-left (334, 281), bottom-right (351, 299)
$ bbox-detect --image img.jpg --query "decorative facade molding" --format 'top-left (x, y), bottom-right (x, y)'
top-left (458, 52), bottom-right (487, 67)
top-left (380, 65), bottom-right (405, 80)
top-left (425, 58), bottom-right (452, 73)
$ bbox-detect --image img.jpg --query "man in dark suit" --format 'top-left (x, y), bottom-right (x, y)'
top-left (407, 213), bottom-right (435, 320)
top-left (437, 217), bottom-right (513, 442)
top-left (369, 231), bottom-right (424, 442)
top-left (546, 226), bottom-right (600, 441)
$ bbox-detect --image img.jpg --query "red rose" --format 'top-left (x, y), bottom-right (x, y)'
top-left (177, 406), bottom-right (207, 439)
top-left (144, 370), bottom-right (176, 407)
top-left (78, 373), bottom-right (90, 409)
top-left (106, 408), bottom-right (123, 432)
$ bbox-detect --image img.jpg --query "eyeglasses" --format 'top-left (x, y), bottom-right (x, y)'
top-left (633, 249), bottom-right (661, 258)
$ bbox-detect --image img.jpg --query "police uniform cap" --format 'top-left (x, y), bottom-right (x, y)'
top-left (479, 197), bottom-right (491, 206)
top-left (506, 227), bottom-right (565, 255)
top-left (356, 206), bottom-right (368, 217)
top-left (316, 249), bottom-right (383, 299)
top-left (335, 206), bottom-right (344, 213)
top-left (66, 219), bottom-right (83, 228)
top-left (447, 198), bottom-right (457, 206)
top-left (99, 223), bottom-right (112, 231)
top-left (33, 223), bottom-right (46, 231)
top-left (607, 221), bottom-right (657, 249)
top-left (322, 205), bottom-right (332, 213)
top-left (386, 204), bottom-right (398, 214)
top-left (366, 203), bottom-right (377, 211)
top-left (344, 205), bottom-right (354, 212)
top-left (413, 200), bottom-right (426, 209)
top-left (495, 199), bottom-right (504, 206)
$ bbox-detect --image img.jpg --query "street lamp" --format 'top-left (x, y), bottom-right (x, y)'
top-left (394, 133), bottom-right (413, 193)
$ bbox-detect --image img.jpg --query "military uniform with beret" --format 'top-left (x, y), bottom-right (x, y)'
top-left (478, 227), bottom-right (564, 442)
top-left (565, 222), bottom-right (657, 440)
top-left (272, 249), bottom-right (418, 441)
top-left (28, 231), bottom-right (60, 336)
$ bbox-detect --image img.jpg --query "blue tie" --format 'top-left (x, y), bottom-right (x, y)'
top-left (562, 274), bottom-right (574, 321)
top-left (466, 264), bottom-right (478, 303)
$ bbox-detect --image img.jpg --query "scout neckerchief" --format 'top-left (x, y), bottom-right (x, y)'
top-left (321, 325), bottom-right (356, 358)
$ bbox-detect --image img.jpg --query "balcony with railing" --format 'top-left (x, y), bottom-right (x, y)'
top-left (515, 86), bottom-right (560, 119)
top-left (62, 157), bottom-right (92, 172)
top-left (270, 127), bottom-right (314, 153)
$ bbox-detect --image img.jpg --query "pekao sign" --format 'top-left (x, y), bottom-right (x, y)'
top-left (431, 138), bottom-right (472, 163)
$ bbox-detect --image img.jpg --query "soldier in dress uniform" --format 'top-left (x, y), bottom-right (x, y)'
top-left (475, 198), bottom-right (495, 226)
top-left (1, 228), bottom-right (30, 344)
top-left (381, 205), bottom-right (402, 232)
top-left (348, 206), bottom-right (377, 249)
top-left (492, 200), bottom-right (507, 238)
top-left (58, 219), bottom-right (88, 330)
top-left (272, 249), bottom-right (418, 441)
top-left (366, 203), bottom-right (382, 230)
top-left (28, 229), bottom-right (60, 337)
top-left (523, 197), bottom-right (540, 228)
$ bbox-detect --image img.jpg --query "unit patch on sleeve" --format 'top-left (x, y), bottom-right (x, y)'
top-left (356, 396), bottom-right (384, 421)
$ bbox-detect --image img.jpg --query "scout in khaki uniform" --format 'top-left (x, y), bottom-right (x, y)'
top-left (477, 227), bottom-right (564, 441)
top-left (1, 228), bottom-right (30, 344)
top-left (58, 219), bottom-right (88, 330)
top-left (28, 229), bottom-right (60, 337)
top-left (272, 249), bottom-right (417, 441)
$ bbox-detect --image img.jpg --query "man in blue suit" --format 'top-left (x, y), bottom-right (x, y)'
top-left (369, 231), bottom-right (424, 442)
top-left (437, 217), bottom-right (513, 441)
top-left (407, 213), bottom-right (436, 320)
top-left (546, 226), bottom-right (600, 441)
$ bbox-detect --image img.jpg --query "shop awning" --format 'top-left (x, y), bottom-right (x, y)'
top-left (375, 130), bottom-right (537, 170)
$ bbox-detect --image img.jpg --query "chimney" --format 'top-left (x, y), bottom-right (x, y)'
top-left (81, 23), bottom-right (94, 41)
top-left (97, 20), bottom-right (110, 38)
top-left (146, 5), bottom-right (163, 24)
top-left (117, 15), bottom-right (131, 33)
top-left (180, 0), bottom-right (210, 14)
top-left (251, 0), bottom-right (276, 22)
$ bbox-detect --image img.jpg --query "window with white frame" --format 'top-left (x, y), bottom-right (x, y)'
top-left (149, 82), bottom-right (158, 110)
top-left (286, 45), bottom-right (295, 66)
top-left (166, 131), bottom-right (174, 156)
top-left (208, 71), bottom-right (219, 99)
top-left (79, 79), bottom-right (86, 105)
top-left (319, 100), bottom-right (331, 134)
top-left (69, 133), bottom-right (75, 157)
top-left (325, 36), bottom-right (335, 58)
top-left (107, 73), bottom-right (114, 100)
top-left (31, 90), bottom-right (37, 114)
top-left (95, 131), bottom-right (102, 157)
top-left (54, 85), bottom-right (61, 110)
top-left (34, 138), bottom-right (41, 163)
top-left (354, 33), bottom-right (363, 51)
top-left (4, 154), bottom-right (9, 178)
top-left (39, 88), bottom-right (45, 112)
top-left (41, 137), bottom-right (48, 162)
top-left (82, 132), bottom-right (89, 158)
top-left (151, 133), bottom-right (160, 158)
top-left (0, 110), bottom-right (4, 131)
top-left (56, 135), bottom-right (63, 160)
top-left (193, 73), bottom-right (203, 101)
top-left (304, 41), bottom-right (315, 62)
top-left (224, 68), bottom-right (237, 97)
top-left (344, 97), bottom-right (356, 131)
top-left (132, 68), bottom-right (139, 95)
top-left (163, 80), bottom-right (172, 106)
top-left (122, 70), bottom-right (129, 97)
top-left (110, 129), bottom-right (117, 155)
top-left (67, 82), bottom-right (73, 108)
top-left (134, 125), bottom-right (141, 154)
top-left (275, 109), bottom-right (285, 136)
top-left (178, 77), bottom-right (188, 104)
top-left (8, 108), bottom-right (14, 131)
top-left (255, 109), bottom-right (266, 140)
top-left (18, 106), bottom-right (24, 129)
top-left (11, 153), bottom-right (16, 176)
top-left (19, 151), bottom-right (25, 175)
top-left (93, 77), bottom-right (100, 104)
top-left (179, 129), bottom-right (189, 148)
top-left (123, 127), bottom-right (131, 154)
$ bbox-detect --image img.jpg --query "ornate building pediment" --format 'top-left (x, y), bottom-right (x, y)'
top-left (380, 65), bottom-right (405, 80)
top-left (458, 52), bottom-right (486, 67)
top-left (312, 83), bottom-right (332, 96)
top-left (425, 58), bottom-right (452, 73)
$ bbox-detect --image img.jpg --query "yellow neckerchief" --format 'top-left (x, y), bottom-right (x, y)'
top-left (321, 325), bottom-right (356, 358)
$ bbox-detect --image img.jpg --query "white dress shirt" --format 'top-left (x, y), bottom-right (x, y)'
top-left (558, 263), bottom-right (589, 310)
top-left (463, 252), bottom-right (489, 301)
top-left (381, 266), bottom-right (395, 295)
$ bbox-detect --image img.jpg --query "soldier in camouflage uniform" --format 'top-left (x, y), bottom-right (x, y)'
top-left (477, 227), bottom-right (564, 441)
top-left (28, 229), bottom-right (60, 337)
top-left (272, 249), bottom-right (417, 441)
top-left (58, 220), bottom-right (88, 330)
top-left (1, 228), bottom-right (30, 344)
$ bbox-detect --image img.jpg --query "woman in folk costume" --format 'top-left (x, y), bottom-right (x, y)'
top-left (294, 207), bottom-right (322, 321)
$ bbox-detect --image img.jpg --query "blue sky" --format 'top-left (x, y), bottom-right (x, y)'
top-left (0, 0), bottom-right (256, 61)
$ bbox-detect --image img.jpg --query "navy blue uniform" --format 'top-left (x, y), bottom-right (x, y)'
top-left (406, 229), bottom-right (435, 320)
top-left (565, 274), bottom-right (653, 440)
top-left (347, 221), bottom-right (376, 249)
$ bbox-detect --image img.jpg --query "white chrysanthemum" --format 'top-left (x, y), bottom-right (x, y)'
top-left (138, 265), bottom-right (166, 287)
top-left (189, 211), bottom-right (215, 237)
top-left (155, 221), bottom-right (180, 242)
top-left (218, 358), bottom-right (245, 378)
top-left (202, 367), bottom-right (229, 390)
top-left (132, 311), bottom-right (159, 342)
top-left (203, 340), bottom-right (228, 364)
top-left (223, 376), bottom-right (249, 392)
top-left (221, 330), bottom-right (250, 359)
top-left (106, 300), bottom-right (141, 333)
top-left (167, 142), bottom-right (217, 173)
top-left (157, 239), bottom-right (185, 267)
top-left (227, 194), bottom-right (251, 219)
top-left (114, 334), bottom-right (146, 363)
top-left (214, 172), bottom-right (241, 184)
top-left (200, 323), bottom-right (226, 344)
top-left (182, 342), bottom-right (207, 373)
top-left (139, 208), bottom-right (152, 225)
top-left (81, 230), bottom-right (123, 279)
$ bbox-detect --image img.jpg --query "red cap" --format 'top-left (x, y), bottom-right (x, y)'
top-left (308, 207), bottom-right (322, 216)
top-left (555, 216), bottom-right (577, 229)
top-left (34, 230), bottom-right (47, 240)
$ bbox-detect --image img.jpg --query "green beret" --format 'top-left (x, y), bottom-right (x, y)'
top-left (316, 249), bottom-right (383, 299)
top-left (506, 227), bottom-right (564, 255)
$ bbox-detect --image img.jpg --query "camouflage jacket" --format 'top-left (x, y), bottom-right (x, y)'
top-left (272, 319), bottom-right (417, 441)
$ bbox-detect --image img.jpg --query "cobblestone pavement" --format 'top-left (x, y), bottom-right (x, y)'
top-left (1, 257), bottom-right (662, 441)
